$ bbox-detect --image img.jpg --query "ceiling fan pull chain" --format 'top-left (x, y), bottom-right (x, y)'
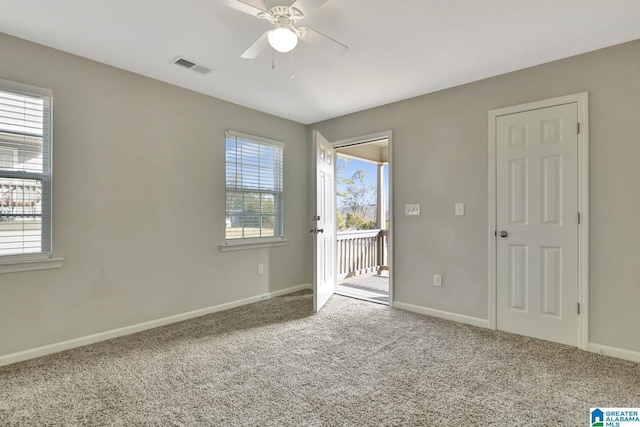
top-left (272, 49), bottom-right (276, 70)
top-left (291, 50), bottom-right (295, 80)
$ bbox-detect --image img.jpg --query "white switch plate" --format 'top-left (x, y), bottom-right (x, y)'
top-left (406, 204), bottom-right (421, 215)
top-left (433, 273), bottom-right (442, 287)
top-left (257, 264), bottom-right (264, 275)
top-left (455, 203), bottom-right (465, 216)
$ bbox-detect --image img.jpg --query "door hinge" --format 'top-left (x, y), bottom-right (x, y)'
top-left (577, 302), bottom-right (581, 315)
top-left (578, 212), bottom-right (581, 225)
top-left (577, 122), bottom-right (580, 134)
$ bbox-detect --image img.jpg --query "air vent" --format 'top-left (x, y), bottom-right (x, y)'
top-left (175, 58), bottom-right (196, 69)
top-left (171, 56), bottom-right (214, 74)
top-left (190, 64), bottom-right (212, 74)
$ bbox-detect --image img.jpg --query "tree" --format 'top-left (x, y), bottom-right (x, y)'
top-left (336, 155), bottom-right (353, 199)
top-left (343, 169), bottom-right (375, 219)
top-left (345, 213), bottom-right (375, 230)
top-left (336, 211), bottom-right (346, 230)
top-left (336, 155), bottom-right (376, 230)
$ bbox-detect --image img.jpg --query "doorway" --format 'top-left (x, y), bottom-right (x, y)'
top-left (333, 133), bottom-right (392, 305)
top-left (488, 93), bottom-right (589, 349)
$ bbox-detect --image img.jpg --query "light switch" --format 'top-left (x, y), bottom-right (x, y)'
top-left (405, 204), bottom-right (421, 216)
top-left (455, 203), bottom-right (465, 216)
top-left (433, 274), bottom-right (442, 287)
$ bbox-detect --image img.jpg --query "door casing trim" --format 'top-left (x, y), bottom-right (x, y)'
top-left (488, 93), bottom-right (589, 350)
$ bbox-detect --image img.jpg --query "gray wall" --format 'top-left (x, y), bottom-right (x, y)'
top-left (311, 39), bottom-right (640, 353)
top-left (0, 33), bottom-right (310, 356)
top-left (2, 31), bottom-right (639, 359)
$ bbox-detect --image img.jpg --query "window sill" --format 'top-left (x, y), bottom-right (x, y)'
top-left (0, 258), bottom-right (65, 274)
top-left (220, 238), bottom-right (289, 252)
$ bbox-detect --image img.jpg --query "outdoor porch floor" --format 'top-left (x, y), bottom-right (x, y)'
top-left (336, 272), bottom-right (389, 305)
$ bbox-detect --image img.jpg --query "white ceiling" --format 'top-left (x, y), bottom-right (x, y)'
top-left (1, 0), bottom-right (640, 124)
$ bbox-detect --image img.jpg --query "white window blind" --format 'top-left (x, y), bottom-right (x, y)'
top-left (225, 131), bottom-right (283, 241)
top-left (0, 79), bottom-right (52, 260)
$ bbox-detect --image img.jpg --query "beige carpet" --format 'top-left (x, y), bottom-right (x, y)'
top-left (1, 290), bottom-right (639, 426)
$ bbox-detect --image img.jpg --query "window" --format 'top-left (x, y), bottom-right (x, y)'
top-left (225, 131), bottom-right (283, 242)
top-left (0, 79), bottom-right (52, 261)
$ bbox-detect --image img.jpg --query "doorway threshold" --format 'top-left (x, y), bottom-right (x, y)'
top-left (336, 273), bottom-right (389, 305)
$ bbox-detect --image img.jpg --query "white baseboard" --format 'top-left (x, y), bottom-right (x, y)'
top-left (588, 343), bottom-right (640, 364)
top-left (0, 283), bottom-right (312, 368)
top-left (394, 302), bottom-right (640, 364)
top-left (393, 301), bottom-right (490, 329)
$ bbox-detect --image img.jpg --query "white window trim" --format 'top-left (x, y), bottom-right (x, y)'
top-left (0, 257), bottom-right (64, 274)
top-left (0, 79), bottom-right (63, 272)
top-left (219, 237), bottom-right (289, 252)
top-left (226, 130), bottom-right (284, 149)
top-left (223, 130), bottom-right (286, 250)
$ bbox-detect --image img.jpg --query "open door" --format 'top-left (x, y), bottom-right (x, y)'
top-left (312, 130), bottom-right (336, 312)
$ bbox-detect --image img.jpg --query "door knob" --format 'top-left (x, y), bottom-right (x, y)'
top-left (499, 230), bottom-right (509, 238)
top-left (317, 228), bottom-right (324, 234)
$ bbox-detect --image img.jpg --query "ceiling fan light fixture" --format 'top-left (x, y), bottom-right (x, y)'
top-left (268, 26), bottom-right (298, 53)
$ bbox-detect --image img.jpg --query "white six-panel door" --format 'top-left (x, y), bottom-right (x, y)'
top-left (496, 103), bottom-right (579, 346)
top-left (313, 130), bottom-right (336, 312)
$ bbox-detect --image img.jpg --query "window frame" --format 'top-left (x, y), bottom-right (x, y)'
top-left (222, 130), bottom-right (287, 250)
top-left (0, 79), bottom-right (53, 265)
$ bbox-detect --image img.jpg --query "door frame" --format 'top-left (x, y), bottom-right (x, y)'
top-left (488, 93), bottom-right (589, 350)
top-left (332, 130), bottom-right (394, 306)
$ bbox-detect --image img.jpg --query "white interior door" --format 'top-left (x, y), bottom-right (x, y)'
top-left (496, 103), bottom-right (579, 346)
top-left (313, 130), bottom-right (336, 312)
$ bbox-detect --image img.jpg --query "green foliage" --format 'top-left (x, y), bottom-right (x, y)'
top-left (345, 213), bottom-right (376, 230)
top-left (336, 156), bottom-right (376, 230)
top-left (337, 211), bottom-right (346, 230)
top-left (362, 220), bottom-right (376, 230)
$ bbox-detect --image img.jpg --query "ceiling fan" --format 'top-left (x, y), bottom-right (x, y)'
top-left (230, 0), bottom-right (348, 59)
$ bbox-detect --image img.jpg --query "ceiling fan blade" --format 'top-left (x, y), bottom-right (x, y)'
top-left (237, 0), bottom-right (268, 12)
top-left (241, 31), bottom-right (271, 59)
top-left (290, 0), bottom-right (328, 15)
top-left (225, 0), bottom-right (267, 17)
top-left (299, 27), bottom-right (348, 56)
top-left (264, 0), bottom-right (295, 8)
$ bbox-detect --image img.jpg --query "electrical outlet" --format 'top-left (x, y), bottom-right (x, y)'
top-left (433, 274), bottom-right (442, 287)
top-left (257, 264), bottom-right (264, 275)
top-left (455, 203), bottom-right (465, 216)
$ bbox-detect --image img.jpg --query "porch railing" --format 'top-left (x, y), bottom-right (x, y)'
top-left (337, 229), bottom-right (388, 280)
